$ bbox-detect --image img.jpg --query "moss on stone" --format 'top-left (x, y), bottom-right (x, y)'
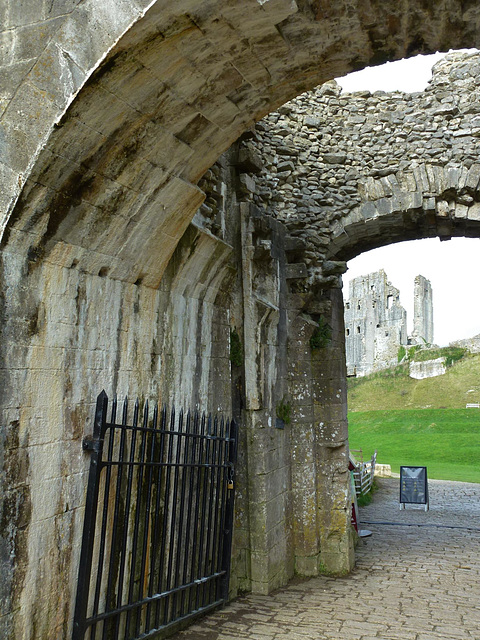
top-left (230, 328), bottom-right (243, 367)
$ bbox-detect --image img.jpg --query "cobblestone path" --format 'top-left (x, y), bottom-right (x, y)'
top-left (171, 478), bottom-right (480, 640)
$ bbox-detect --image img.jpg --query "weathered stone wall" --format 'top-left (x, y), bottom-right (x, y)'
top-left (0, 214), bottom-right (235, 639)
top-left (409, 357), bottom-right (446, 379)
top-left (3, 0), bottom-right (475, 274)
top-left (344, 270), bottom-right (407, 376)
top-left (247, 51), bottom-right (480, 268)
top-left (451, 334), bottom-right (480, 353)
top-left (412, 275), bottom-right (434, 345)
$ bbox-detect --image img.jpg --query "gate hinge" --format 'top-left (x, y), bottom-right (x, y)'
top-left (82, 435), bottom-right (101, 453)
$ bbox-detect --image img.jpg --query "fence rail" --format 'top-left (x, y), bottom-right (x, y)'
top-left (350, 449), bottom-right (377, 496)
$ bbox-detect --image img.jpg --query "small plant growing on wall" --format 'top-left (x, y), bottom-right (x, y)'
top-left (230, 328), bottom-right (243, 367)
top-left (309, 316), bottom-right (332, 351)
top-left (276, 396), bottom-right (292, 427)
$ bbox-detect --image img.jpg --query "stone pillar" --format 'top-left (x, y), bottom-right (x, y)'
top-left (239, 202), bottom-right (293, 594)
top-left (312, 289), bottom-right (355, 575)
top-left (288, 288), bottom-right (354, 577)
top-left (288, 313), bottom-right (321, 575)
top-left (412, 275), bottom-right (434, 345)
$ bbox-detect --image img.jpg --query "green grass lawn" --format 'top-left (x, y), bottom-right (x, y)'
top-left (348, 408), bottom-right (480, 483)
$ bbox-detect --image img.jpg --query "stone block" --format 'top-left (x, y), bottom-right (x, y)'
top-left (295, 552), bottom-right (321, 577)
top-left (0, 161), bottom-right (21, 229)
top-left (465, 163), bottom-right (480, 189)
top-left (54, 0), bottom-right (142, 72)
top-left (436, 199), bottom-right (449, 216)
top-left (423, 197), bottom-right (436, 212)
top-left (445, 166), bottom-right (461, 190)
top-left (375, 197), bottom-right (393, 215)
top-left (47, 0), bottom-right (84, 19)
top-left (400, 190), bottom-right (422, 210)
top-left (285, 262), bottom-right (307, 279)
top-left (232, 50), bottom-right (271, 89)
top-left (360, 201), bottom-right (378, 220)
top-left (239, 172), bottom-right (256, 195)
top-left (374, 464), bottom-right (391, 477)
top-left (468, 202), bottom-right (480, 221)
top-left (249, 552), bottom-right (271, 592)
top-left (250, 467), bottom-right (288, 504)
top-left (458, 165), bottom-right (469, 190)
top-left (304, 115), bottom-right (321, 128)
top-left (236, 147), bottom-right (264, 174)
top-left (2, 81), bottom-right (58, 173)
top-left (433, 165), bottom-right (446, 192)
top-left (7, 0), bottom-right (46, 27)
top-left (323, 153), bottom-right (347, 164)
top-left (411, 164), bottom-right (428, 192)
top-left (455, 203), bottom-right (468, 219)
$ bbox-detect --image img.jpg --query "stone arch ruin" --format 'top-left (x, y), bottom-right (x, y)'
top-left (2, 2), bottom-right (480, 638)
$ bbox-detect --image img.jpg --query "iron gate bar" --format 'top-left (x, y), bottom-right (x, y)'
top-left (204, 417), bottom-right (218, 608)
top-left (180, 410), bottom-right (198, 618)
top-left (73, 391), bottom-right (108, 640)
top-left (81, 572), bottom-right (226, 624)
top-left (155, 405), bottom-right (176, 628)
top-left (144, 404), bottom-right (167, 632)
top-left (73, 391), bottom-right (237, 640)
top-left (163, 407), bottom-right (183, 626)
top-left (124, 400), bottom-right (149, 638)
top-left (194, 414), bottom-right (210, 613)
top-left (171, 409), bottom-right (191, 621)
top-left (219, 415), bottom-right (237, 603)
top-left (91, 397), bottom-right (119, 639)
top-left (185, 412), bottom-right (204, 620)
top-left (133, 402), bottom-right (158, 637)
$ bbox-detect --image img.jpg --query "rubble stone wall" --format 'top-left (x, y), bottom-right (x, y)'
top-left (248, 52), bottom-right (480, 274)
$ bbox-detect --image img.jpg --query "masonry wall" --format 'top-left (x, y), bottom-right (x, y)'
top-left (246, 52), bottom-right (480, 266)
top-left (412, 275), bottom-right (434, 345)
top-left (0, 218), bottom-right (235, 639)
top-left (3, 7), bottom-right (480, 637)
top-left (344, 270), bottom-right (407, 377)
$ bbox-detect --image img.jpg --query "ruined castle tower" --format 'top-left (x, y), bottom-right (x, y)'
top-left (344, 270), bottom-right (407, 377)
top-left (345, 271), bottom-right (434, 376)
top-left (411, 275), bottom-right (434, 345)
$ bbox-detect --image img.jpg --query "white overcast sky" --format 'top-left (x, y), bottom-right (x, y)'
top-left (337, 52), bottom-right (480, 347)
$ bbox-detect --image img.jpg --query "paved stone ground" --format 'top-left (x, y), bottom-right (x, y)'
top-left (171, 478), bottom-right (480, 640)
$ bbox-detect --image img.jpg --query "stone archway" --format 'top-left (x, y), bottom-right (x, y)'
top-left (230, 47), bottom-right (480, 606)
top-left (3, 3), bottom-right (480, 639)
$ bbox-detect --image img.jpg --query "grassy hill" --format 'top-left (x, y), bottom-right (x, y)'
top-left (348, 351), bottom-right (480, 411)
top-left (347, 351), bottom-right (480, 483)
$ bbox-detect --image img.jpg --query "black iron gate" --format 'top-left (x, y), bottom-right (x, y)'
top-left (73, 391), bottom-right (237, 640)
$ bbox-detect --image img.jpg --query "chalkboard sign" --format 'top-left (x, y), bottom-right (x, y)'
top-left (400, 466), bottom-right (429, 511)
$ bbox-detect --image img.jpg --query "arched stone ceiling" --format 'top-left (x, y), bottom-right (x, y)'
top-left (3, 0), bottom-right (480, 286)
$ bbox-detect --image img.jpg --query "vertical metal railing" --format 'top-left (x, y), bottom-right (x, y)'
top-left (72, 391), bottom-right (237, 640)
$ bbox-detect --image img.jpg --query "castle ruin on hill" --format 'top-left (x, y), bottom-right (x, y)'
top-left (345, 271), bottom-right (434, 376)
